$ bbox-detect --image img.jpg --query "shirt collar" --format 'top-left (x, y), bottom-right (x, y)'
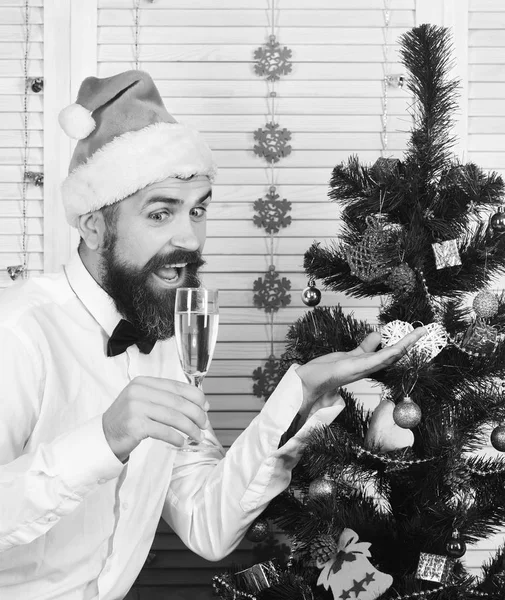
top-left (64, 250), bottom-right (123, 337)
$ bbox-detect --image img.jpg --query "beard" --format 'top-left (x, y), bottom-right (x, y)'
top-left (100, 233), bottom-right (205, 341)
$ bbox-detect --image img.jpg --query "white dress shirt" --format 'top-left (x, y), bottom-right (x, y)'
top-left (0, 252), bottom-right (344, 600)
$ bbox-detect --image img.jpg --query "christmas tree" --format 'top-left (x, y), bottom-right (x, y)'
top-left (213, 24), bottom-right (505, 600)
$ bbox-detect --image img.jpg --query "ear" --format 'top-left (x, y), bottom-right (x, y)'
top-left (76, 211), bottom-right (106, 251)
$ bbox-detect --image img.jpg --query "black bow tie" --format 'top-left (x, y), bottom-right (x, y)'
top-left (107, 319), bottom-right (156, 357)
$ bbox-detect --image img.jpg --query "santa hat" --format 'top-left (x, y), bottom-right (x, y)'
top-left (59, 70), bottom-right (217, 227)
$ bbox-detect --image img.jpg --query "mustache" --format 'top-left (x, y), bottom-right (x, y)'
top-left (143, 249), bottom-right (206, 273)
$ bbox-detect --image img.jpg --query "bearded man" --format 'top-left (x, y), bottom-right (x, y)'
top-left (0, 70), bottom-right (425, 599)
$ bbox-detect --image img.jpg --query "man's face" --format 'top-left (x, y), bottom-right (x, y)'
top-left (98, 175), bottom-right (211, 341)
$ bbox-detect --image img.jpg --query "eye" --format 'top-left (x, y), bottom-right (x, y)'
top-left (190, 206), bottom-right (207, 220)
top-left (149, 210), bottom-right (171, 222)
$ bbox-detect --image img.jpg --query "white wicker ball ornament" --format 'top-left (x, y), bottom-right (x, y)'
top-left (380, 320), bottom-right (448, 362)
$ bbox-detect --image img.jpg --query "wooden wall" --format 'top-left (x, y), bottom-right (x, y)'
top-left (1, 0), bottom-right (505, 598)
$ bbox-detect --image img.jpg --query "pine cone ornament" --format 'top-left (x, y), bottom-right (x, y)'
top-left (387, 263), bottom-right (416, 296)
top-left (309, 534), bottom-right (338, 564)
top-left (444, 460), bottom-right (469, 489)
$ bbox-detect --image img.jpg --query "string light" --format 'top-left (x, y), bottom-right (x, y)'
top-left (133, 0), bottom-right (141, 70)
top-left (7, 0), bottom-right (31, 281)
top-left (381, 0), bottom-right (392, 154)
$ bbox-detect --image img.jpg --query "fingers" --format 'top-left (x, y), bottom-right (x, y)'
top-left (145, 386), bottom-right (208, 430)
top-left (348, 331), bottom-right (382, 356)
top-left (133, 376), bottom-right (208, 410)
top-left (356, 326), bottom-right (428, 373)
top-left (145, 401), bottom-right (206, 445)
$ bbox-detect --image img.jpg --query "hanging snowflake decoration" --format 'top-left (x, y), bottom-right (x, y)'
top-left (252, 355), bottom-right (283, 400)
top-left (253, 268), bottom-right (291, 312)
top-left (253, 122), bottom-right (292, 164)
top-left (253, 186), bottom-right (292, 234)
top-left (254, 35), bottom-right (293, 81)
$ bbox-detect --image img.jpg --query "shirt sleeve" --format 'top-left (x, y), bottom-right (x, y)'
top-left (0, 327), bottom-right (124, 552)
top-left (162, 364), bottom-right (345, 562)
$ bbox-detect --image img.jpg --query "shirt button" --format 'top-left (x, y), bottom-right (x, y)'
top-left (122, 502), bottom-right (129, 510)
top-left (46, 514), bottom-right (57, 522)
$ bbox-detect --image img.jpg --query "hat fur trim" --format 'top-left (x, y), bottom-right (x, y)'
top-left (62, 122), bottom-right (217, 227)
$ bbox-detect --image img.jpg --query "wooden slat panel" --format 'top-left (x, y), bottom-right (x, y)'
top-left (98, 26), bottom-right (411, 46)
top-left (98, 61), bottom-right (406, 81)
top-left (0, 7), bottom-right (43, 25)
top-left (0, 130), bottom-right (43, 146)
top-left (0, 25), bottom-right (43, 43)
top-left (98, 44), bottom-right (405, 64)
top-left (0, 60), bottom-right (43, 78)
top-left (98, 9), bottom-right (414, 28)
top-left (469, 11), bottom-right (505, 28)
top-left (99, 0), bottom-right (414, 8)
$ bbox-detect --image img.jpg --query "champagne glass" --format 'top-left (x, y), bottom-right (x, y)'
top-left (174, 287), bottom-right (219, 452)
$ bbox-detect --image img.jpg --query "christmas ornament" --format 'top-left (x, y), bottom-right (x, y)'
top-left (253, 186), bottom-right (292, 234)
top-left (246, 518), bottom-right (270, 542)
top-left (301, 279), bottom-right (321, 307)
top-left (473, 290), bottom-right (499, 319)
top-left (308, 476), bottom-right (338, 500)
top-left (416, 552), bottom-right (455, 583)
top-left (380, 320), bottom-right (447, 363)
top-left (445, 530), bottom-right (466, 558)
top-left (252, 355), bottom-right (282, 400)
top-left (346, 216), bottom-right (397, 283)
top-left (459, 320), bottom-right (498, 357)
top-left (393, 396), bottom-right (422, 429)
top-left (24, 170), bottom-right (44, 187)
top-left (235, 560), bottom-right (279, 593)
top-left (364, 398), bottom-right (414, 452)
top-left (28, 77), bottom-right (43, 93)
top-left (7, 265), bottom-right (25, 281)
top-left (490, 207), bottom-right (505, 232)
top-left (253, 267), bottom-right (291, 312)
top-left (317, 528), bottom-right (393, 600)
top-left (310, 534), bottom-right (339, 564)
top-left (371, 157), bottom-right (401, 181)
top-left (491, 425), bottom-right (505, 452)
top-left (387, 263), bottom-right (416, 296)
top-left (432, 239), bottom-right (462, 269)
top-left (253, 122), bottom-right (292, 163)
top-left (254, 35), bottom-right (293, 81)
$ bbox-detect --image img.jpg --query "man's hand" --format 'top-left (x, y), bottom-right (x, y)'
top-left (102, 376), bottom-right (209, 462)
top-left (295, 328), bottom-right (427, 423)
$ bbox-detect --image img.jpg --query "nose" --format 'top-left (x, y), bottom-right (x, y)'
top-left (170, 220), bottom-right (200, 252)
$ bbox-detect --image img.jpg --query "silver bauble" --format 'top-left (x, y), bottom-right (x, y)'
top-left (473, 291), bottom-right (499, 319)
top-left (491, 425), bottom-right (505, 452)
top-left (393, 397), bottom-right (422, 429)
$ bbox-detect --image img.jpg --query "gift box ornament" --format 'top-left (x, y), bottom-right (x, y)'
top-left (432, 239), bottom-right (462, 269)
top-left (235, 560), bottom-right (279, 593)
top-left (317, 528), bottom-right (393, 600)
top-left (415, 552), bottom-right (455, 584)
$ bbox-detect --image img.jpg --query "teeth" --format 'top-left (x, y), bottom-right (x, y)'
top-left (163, 263), bottom-right (187, 268)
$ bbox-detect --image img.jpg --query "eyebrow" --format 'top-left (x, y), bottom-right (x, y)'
top-left (142, 190), bottom-right (212, 209)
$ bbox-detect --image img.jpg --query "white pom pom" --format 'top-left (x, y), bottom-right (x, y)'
top-left (58, 103), bottom-right (95, 140)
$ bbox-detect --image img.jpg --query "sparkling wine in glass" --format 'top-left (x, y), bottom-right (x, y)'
top-left (174, 287), bottom-right (219, 452)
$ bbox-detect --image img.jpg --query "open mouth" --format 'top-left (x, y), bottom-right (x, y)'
top-left (154, 262), bottom-right (187, 286)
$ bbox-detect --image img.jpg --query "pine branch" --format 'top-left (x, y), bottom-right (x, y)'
top-left (400, 24), bottom-right (460, 181)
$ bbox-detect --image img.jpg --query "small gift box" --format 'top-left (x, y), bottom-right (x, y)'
top-left (432, 239), bottom-right (462, 270)
top-left (235, 560), bottom-right (279, 593)
top-left (416, 552), bottom-right (455, 583)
